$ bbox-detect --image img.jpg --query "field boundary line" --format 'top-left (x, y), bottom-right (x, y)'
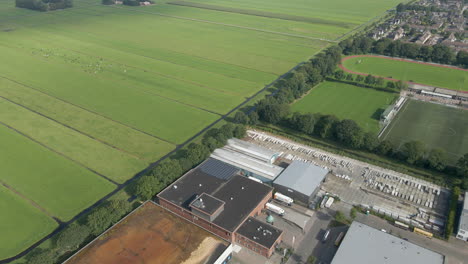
top-left (0, 75), bottom-right (177, 145)
top-left (0, 42), bottom-right (225, 117)
top-left (0, 181), bottom-right (61, 224)
top-left (107, 5), bottom-right (337, 43)
top-left (0, 121), bottom-right (120, 186)
top-left (0, 57), bottom-right (306, 264)
top-left (0, 95), bottom-right (147, 162)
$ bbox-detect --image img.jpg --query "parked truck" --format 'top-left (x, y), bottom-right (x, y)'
top-left (265, 202), bottom-right (285, 216)
top-left (274, 192), bottom-right (293, 205)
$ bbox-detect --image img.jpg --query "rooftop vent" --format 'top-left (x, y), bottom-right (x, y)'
top-left (173, 185), bottom-right (177, 189)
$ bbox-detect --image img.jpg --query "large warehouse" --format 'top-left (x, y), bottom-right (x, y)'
top-left (456, 192), bottom-right (468, 241)
top-left (273, 160), bottom-right (328, 205)
top-left (211, 138), bottom-right (284, 182)
top-left (332, 222), bottom-right (445, 264)
top-left (157, 158), bottom-right (283, 257)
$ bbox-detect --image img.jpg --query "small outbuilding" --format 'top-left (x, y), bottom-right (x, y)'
top-left (273, 161), bottom-right (328, 205)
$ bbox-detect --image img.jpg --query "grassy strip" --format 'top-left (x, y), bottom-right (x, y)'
top-left (0, 185), bottom-right (58, 260)
top-left (0, 78), bottom-right (175, 162)
top-left (445, 186), bottom-right (460, 239)
top-left (255, 124), bottom-right (450, 186)
top-left (167, 0), bottom-right (351, 28)
top-left (0, 124), bottom-right (116, 221)
top-left (291, 81), bottom-right (398, 133)
top-left (0, 98), bottom-right (148, 183)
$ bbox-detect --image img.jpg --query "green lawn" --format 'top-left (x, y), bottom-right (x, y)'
top-left (381, 99), bottom-right (468, 163)
top-left (0, 0), bottom-right (403, 259)
top-left (342, 56), bottom-right (468, 91)
top-left (292, 81), bottom-right (398, 133)
top-left (0, 124), bottom-right (116, 221)
top-left (0, 185), bottom-right (58, 260)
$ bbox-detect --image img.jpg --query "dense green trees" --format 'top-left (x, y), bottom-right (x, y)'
top-left (56, 224), bottom-right (90, 254)
top-left (16, 0), bottom-right (73, 11)
top-left (339, 37), bottom-right (468, 68)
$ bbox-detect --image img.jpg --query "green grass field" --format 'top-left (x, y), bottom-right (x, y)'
top-left (0, 185), bottom-right (58, 260)
top-left (342, 56), bottom-right (468, 91)
top-left (0, 0), bottom-right (402, 259)
top-left (381, 99), bottom-right (468, 163)
top-left (292, 81), bottom-right (398, 133)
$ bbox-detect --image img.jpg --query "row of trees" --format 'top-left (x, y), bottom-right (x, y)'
top-left (332, 70), bottom-right (407, 92)
top-left (132, 123), bottom-right (246, 200)
top-left (27, 200), bottom-right (131, 264)
top-left (339, 36), bottom-right (468, 68)
top-left (26, 122), bottom-right (246, 263)
top-left (445, 186), bottom-right (461, 239)
top-left (16, 0), bottom-right (73, 11)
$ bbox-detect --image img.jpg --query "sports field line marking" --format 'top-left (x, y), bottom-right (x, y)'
top-left (0, 75), bottom-right (177, 146)
top-left (107, 5), bottom-right (338, 43)
top-left (0, 95), bottom-right (147, 162)
top-left (0, 120), bottom-right (120, 186)
top-left (0, 181), bottom-right (60, 224)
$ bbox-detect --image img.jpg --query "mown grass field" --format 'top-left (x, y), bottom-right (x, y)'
top-left (0, 0), bottom-right (402, 259)
top-left (292, 81), bottom-right (398, 133)
top-left (381, 99), bottom-right (468, 163)
top-left (0, 185), bottom-right (58, 260)
top-left (342, 56), bottom-right (468, 91)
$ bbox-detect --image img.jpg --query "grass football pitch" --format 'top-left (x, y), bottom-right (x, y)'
top-left (342, 56), bottom-right (468, 91)
top-left (0, 0), bottom-right (402, 259)
top-left (292, 81), bottom-right (398, 133)
top-left (381, 99), bottom-right (468, 163)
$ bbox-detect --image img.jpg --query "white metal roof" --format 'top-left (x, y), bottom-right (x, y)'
top-left (459, 192), bottom-right (468, 232)
top-left (226, 138), bottom-right (279, 164)
top-left (332, 222), bottom-right (444, 264)
top-left (210, 148), bottom-right (283, 181)
top-left (273, 161), bottom-right (328, 196)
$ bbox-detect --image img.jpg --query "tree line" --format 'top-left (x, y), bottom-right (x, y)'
top-left (331, 70), bottom-right (407, 93)
top-left (25, 123), bottom-right (246, 263)
top-left (339, 36), bottom-right (468, 68)
top-left (233, 45), bottom-right (467, 188)
top-left (16, 0), bottom-right (73, 11)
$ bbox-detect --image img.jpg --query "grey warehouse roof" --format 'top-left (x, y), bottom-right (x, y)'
top-left (459, 192), bottom-right (468, 232)
top-left (273, 161), bottom-right (328, 196)
top-left (332, 222), bottom-right (444, 264)
top-left (225, 138), bottom-right (279, 164)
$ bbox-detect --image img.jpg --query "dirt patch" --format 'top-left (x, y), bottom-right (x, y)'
top-left (66, 202), bottom-right (228, 264)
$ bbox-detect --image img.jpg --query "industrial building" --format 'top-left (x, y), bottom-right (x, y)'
top-left (211, 138), bottom-right (284, 182)
top-left (456, 192), bottom-right (468, 241)
top-left (332, 222), bottom-right (445, 264)
top-left (157, 158), bottom-right (282, 258)
top-left (235, 217), bottom-right (283, 257)
top-left (63, 202), bottom-right (232, 264)
top-left (273, 160), bottom-right (329, 205)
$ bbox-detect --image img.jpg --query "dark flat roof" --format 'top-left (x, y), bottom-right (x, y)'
top-left (236, 217), bottom-right (282, 249)
top-left (212, 176), bottom-right (272, 232)
top-left (158, 165), bottom-right (273, 232)
top-left (158, 169), bottom-right (225, 208)
top-left (190, 193), bottom-right (225, 216)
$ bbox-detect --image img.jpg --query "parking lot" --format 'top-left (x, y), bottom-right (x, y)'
top-left (246, 130), bottom-right (450, 235)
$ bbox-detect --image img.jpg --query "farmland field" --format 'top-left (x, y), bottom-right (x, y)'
top-left (292, 81), bottom-right (398, 133)
top-left (381, 99), bottom-right (468, 163)
top-left (342, 55), bottom-right (468, 91)
top-left (0, 0), bottom-right (402, 260)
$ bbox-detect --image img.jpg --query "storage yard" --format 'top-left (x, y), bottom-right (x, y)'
top-left (246, 130), bottom-right (450, 235)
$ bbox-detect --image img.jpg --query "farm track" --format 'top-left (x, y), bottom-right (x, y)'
top-left (0, 75), bottom-right (176, 145)
top-left (0, 181), bottom-right (61, 224)
top-left (0, 121), bottom-right (120, 186)
top-left (0, 95), bottom-right (147, 161)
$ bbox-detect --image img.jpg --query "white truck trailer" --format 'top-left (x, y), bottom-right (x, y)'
top-left (265, 202), bottom-right (285, 216)
top-left (274, 192), bottom-right (293, 205)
